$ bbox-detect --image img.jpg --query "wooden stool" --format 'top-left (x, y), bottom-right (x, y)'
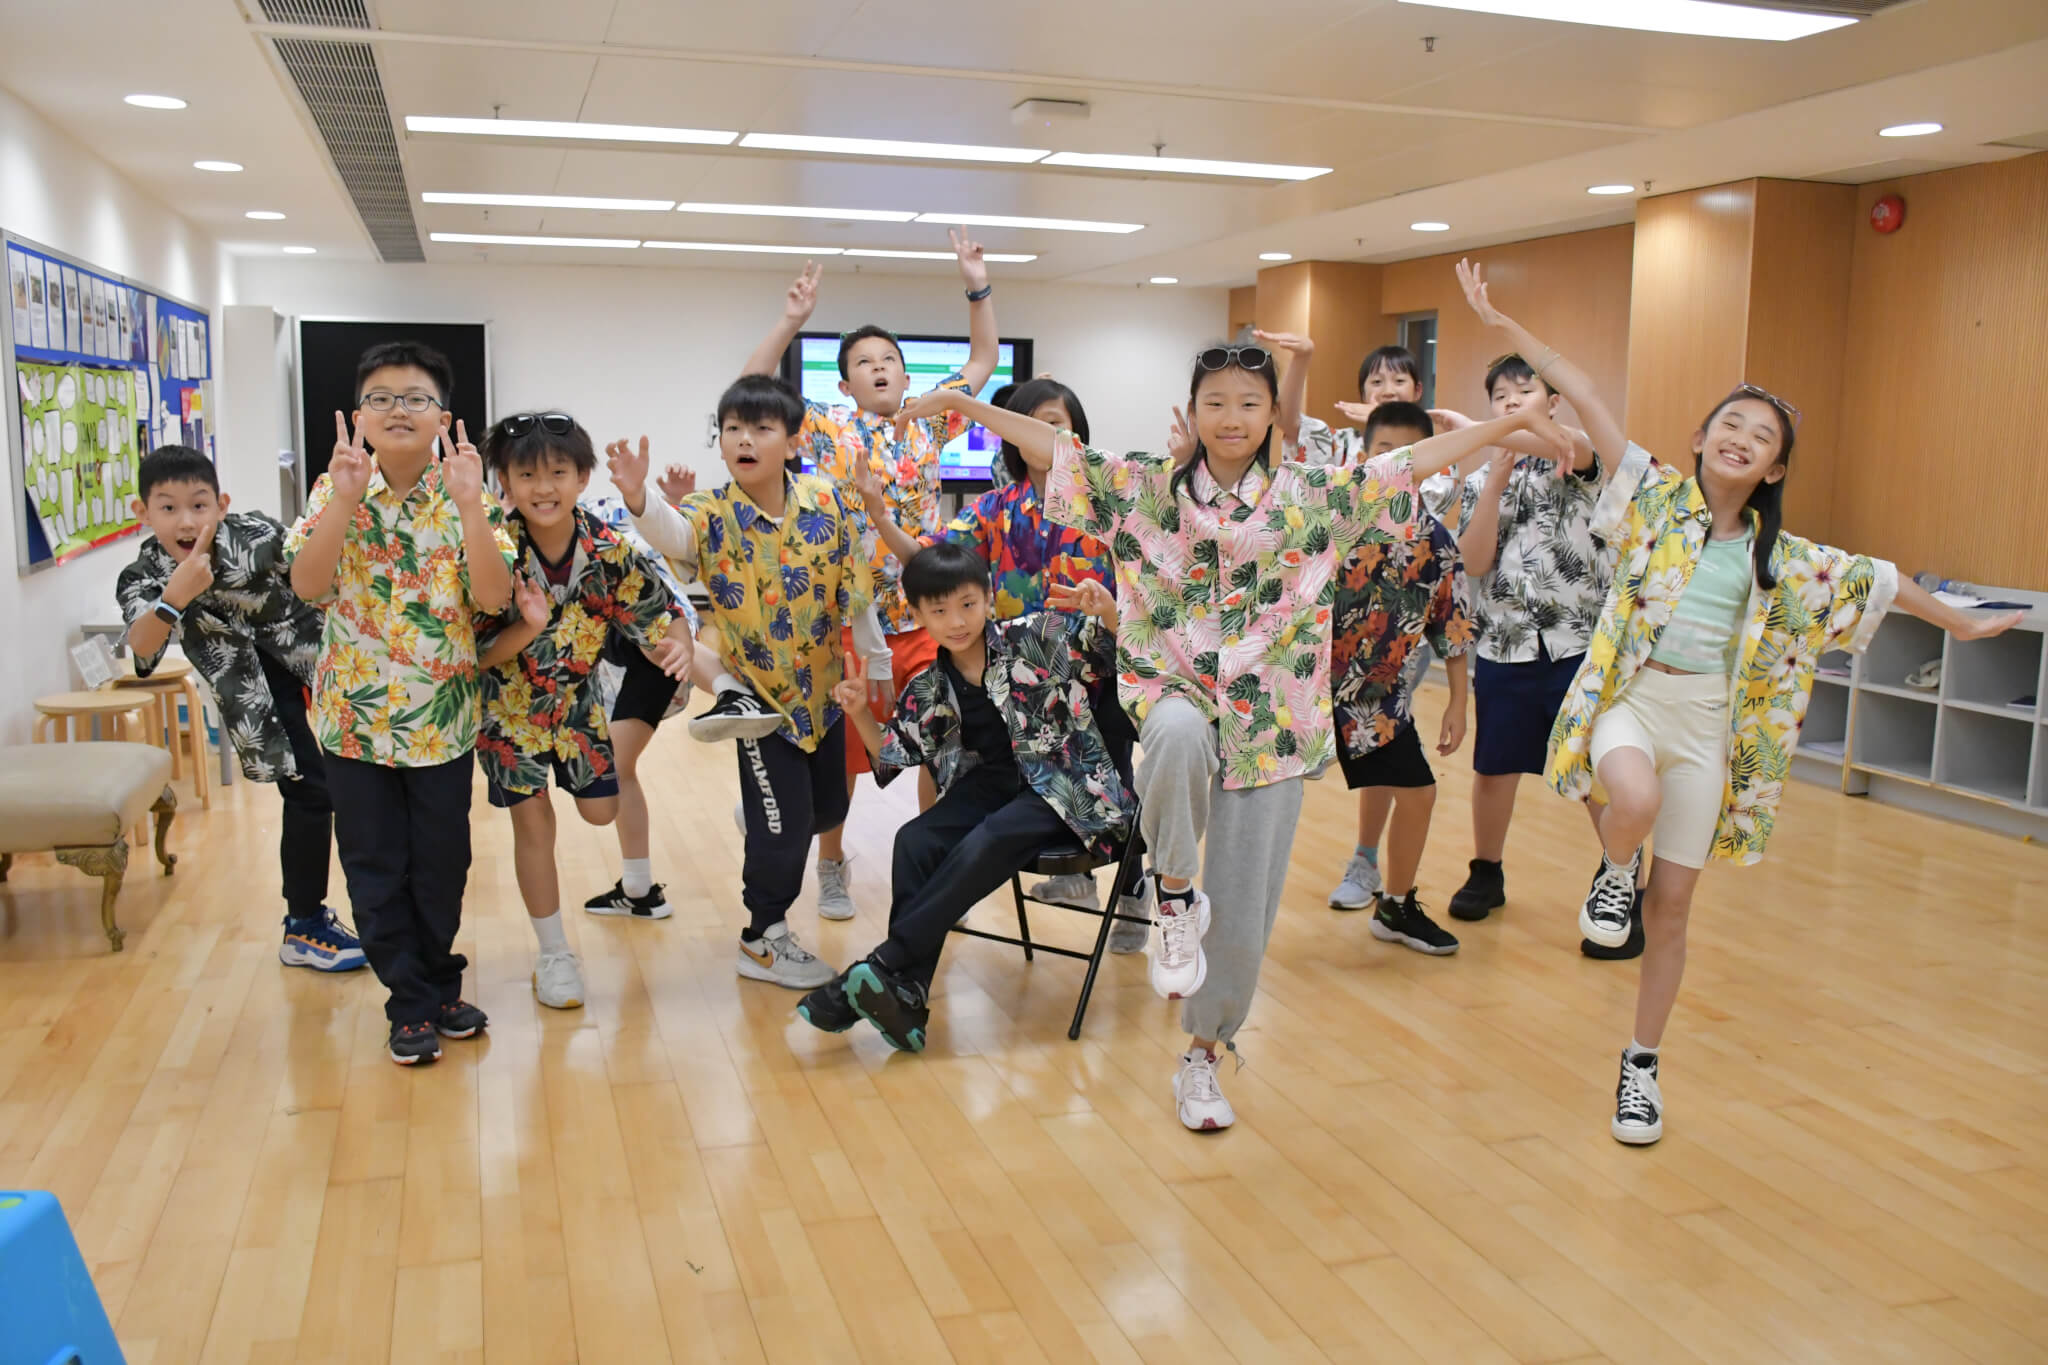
top-left (36, 691), bottom-right (161, 844)
top-left (112, 658), bottom-right (211, 808)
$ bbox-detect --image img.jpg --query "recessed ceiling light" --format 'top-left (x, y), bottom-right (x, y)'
top-left (124, 94), bottom-right (186, 110)
top-left (194, 160), bottom-right (243, 173)
top-left (1391, 0), bottom-right (1856, 41)
top-left (1149, 276), bottom-right (1179, 285)
top-left (1587, 184), bottom-right (1636, 196)
top-left (737, 132), bottom-right (1049, 164)
top-left (245, 210), bottom-right (286, 220)
top-left (423, 191), bottom-right (676, 211)
top-left (674, 202), bottom-right (919, 223)
top-left (915, 212), bottom-right (1143, 234)
top-left (406, 115), bottom-right (737, 146)
top-left (1880, 122), bottom-right (1943, 138)
top-left (430, 232), bottom-right (642, 249)
top-left (1410, 221), bottom-right (1451, 232)
top-left (643, 241), bottom-right (843, 255)
top-left (1259, 251), bottom-right (1294, 261)
top-left (842, 248), bottom-right (1039, 263)
top-left (282, 246), bottom-right (317, 255)
top-left (1041, 151), bottom-right (1331, 181)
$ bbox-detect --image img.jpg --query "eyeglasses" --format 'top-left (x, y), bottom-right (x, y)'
top-left (497, 411), bottom-right (576, 438)
top-left (358, 391), bottom-right (444, 414)
top-left (1197, 344), bottom-right (1271, 372)
top-left (1734, 383), bottom-right (1801, 431)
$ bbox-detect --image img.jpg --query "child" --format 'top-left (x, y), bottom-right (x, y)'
top-left (473, 412), bottom-right (692, 1010)
top-left (1323, 403), bottom-right (1474, 953)
top-left (607, 375), bottom-right (885, 989)
top-left (286, 341), bottom-right (515, 1066)
top-left (1297, 344), bottom-right (1430, 472)
top-left (894, 334), bottom-right (1574, 1130)
top-left (795, 542), bottom-right (1134, 1051)
top-left (731, 231), bottom-right (1000, 919)
top-left (1451, 260), bottom-right (2022, 1145)
top-left (116, 445), bottom-right (364, 973)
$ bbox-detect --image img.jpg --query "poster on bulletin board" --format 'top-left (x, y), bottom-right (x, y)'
top-left (4, 230), bottom-right (212, 573)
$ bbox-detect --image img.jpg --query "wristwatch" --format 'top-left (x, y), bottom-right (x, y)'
top-left (151, 599), bottom-right (183, 626)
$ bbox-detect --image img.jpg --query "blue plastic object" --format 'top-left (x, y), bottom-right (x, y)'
top-left (0, 1191), bottom-right (125, 1365)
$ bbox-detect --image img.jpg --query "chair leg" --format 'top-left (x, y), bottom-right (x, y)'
top-left (1010, 875), bottom-right (1035, 962)
top-left (152, 785), bottom-right (179, 876)
top-left (55, 839), bottom-right (130, 952)
top-left (181, 678), bottom-right (211, 808)
top-left (1069, 806), bottom-right (1148, 1041)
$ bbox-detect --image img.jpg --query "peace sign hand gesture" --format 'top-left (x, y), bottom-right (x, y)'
top-left (442, 419), bottom-right (485, 509)
top-left (833, 650), bottom-right (870, 714)
top-left (784, 261), bottom-right (823, 324)
top-left (330, 410), bottom-right (372, 505)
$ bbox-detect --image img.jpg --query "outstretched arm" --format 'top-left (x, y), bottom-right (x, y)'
top-left (1457, 258), bottom-right (1618, 470)
top-left (954, 229), bottom-right (999, 392)
top-left (895, 388), bottom-right (1057, 465)
top-left (741, 261), bottom-right (822, 378)
top-left (1895, 580), bottom-right (2024, 641)
top-left (1405, 408), bottom-right (1575, 483)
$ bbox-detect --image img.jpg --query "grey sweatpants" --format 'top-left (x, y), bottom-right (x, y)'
top-left (1134, 698), bottom-right (1306, 1044)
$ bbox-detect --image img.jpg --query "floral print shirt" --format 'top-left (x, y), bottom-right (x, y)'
top-left (1331, 513), bottom-right (1473, 759)
top-left (286, 460), bottom-right (518, 767)
top-left (474, 507), bottom-right (685, 797)
top-left (933, 478), bottom-right (1114, 620)
top-left (1457, 453), bottom-right (1608, 663)
top-left (117, 512), bottom-right (326, 782)
top-left (1296, 416), bottom-right (1460, 521)
top-left (1545, 444), bottom-right (1898, 865)
top-left (1048, 432), bottom-right (1418, 790)
top-left (803, 374), bottom-right (972, 634)
top-left (876, 612), bottom-right (1135, 857)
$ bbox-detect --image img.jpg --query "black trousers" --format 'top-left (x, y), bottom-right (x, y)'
top-left (326, 750), bottom-right (476, 1023)
top-left (873, 763), bottom-right (1070, 989)
top-left (736, 719), bottom-right (850, 938)
top-left (1091, 683), bottom-right (1147, 899)
top-left (259, 652), bottom-right (333, 921)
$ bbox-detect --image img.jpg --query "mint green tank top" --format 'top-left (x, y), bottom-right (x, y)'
top-left (1648, 532), bottom-right (1753, 675)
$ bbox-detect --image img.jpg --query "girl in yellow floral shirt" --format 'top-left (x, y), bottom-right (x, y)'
top-left (1454, 261), bottom-right (2023, 1149)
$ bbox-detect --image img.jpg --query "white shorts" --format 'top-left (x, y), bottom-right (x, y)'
top-left (1588, 667), bottom-right (1730, 870)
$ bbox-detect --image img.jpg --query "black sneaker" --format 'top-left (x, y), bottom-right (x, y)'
top-left (844, 956), bottom-right (931, 1053)
top-left (389, 1020), bottom-right (441, 1065)
top-left (1612, 1049), bottom-right (1664, 1145)
top-left (1579, 849), bottom-right (1640, 948)
top-left (796, 969), bottom-right (861, 1034)
top-left (1582, 886), bottom-right (1645, 960)
top-left (436, 999), bottom-right (489, 1039)
top-left (688, 689), bottom-right (784, 743)
top-left (1368, 891), bottom-right (1460, 956)
top-left (585, 879), bottom-right (673, 920)
top-left (1448, 858), bottom-right (1505, 922)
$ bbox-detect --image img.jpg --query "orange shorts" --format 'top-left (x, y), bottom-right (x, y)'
top-left (841, 624), bottom-right (940, 777)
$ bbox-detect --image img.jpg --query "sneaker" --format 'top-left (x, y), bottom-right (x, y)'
top-left (845, 956), bottom-right (931, 1053)
top-left (533, 950), bottom-right (585, 1010)
top-left (436, 999), bottom-right (488, 1039)
top-left (1448, 858), bottom-right (1505, 922)
top-left (1580, 850), bottom-right (1640, 949)
top-left (733, 800), bottom-right (746, 834)
top-left (736, 921), bottom-right (836, 990)
top-left (585, 879), bottom-right (672, 920)
top-left (1369, 891), bottom-right (1460, 956)
top-left (388, 1020), bottom-right (441, 1066)
top-left (796, 969), bottom-right (861, 1033)
top-left (1029, 872), bottom-right (1098, 910)
top-left (1108, 886), bottom-right (1151, 955)
top-left (1612, 1049), bottom-right (1664, 1145)
top-left (816, 856), bottom-right (857, 921)
top-left (1148, 885), bottom-right (1211, 1001)
top-left (279, 908), bottom-right (368, 972)
top-left (1582, 887), bottom-right (1646, 960)
top-left (689, 688), bottom-right (784, 743)
top-left (1173, 1048), bottom-right (1235, 1131)
top-left (1328, 854), bottom-right (1382, 910)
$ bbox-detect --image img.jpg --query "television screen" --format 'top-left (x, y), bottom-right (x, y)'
top-left (787, 332), bottom-right (1031, 486)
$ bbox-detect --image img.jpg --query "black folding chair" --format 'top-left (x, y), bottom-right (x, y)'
top-left (945, 799), bottom-right (1149, 1040)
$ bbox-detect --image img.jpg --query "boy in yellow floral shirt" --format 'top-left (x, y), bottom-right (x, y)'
top-left (287, 342), bottom-right (515, 1067)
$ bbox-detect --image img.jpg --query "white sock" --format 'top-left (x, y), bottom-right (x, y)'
top-left (531, 910), bottom-right (569, 954)
top-left (621, 857), bottom-right (653, 898)
top-left (713, 671), bottom-right (748, 697)
top-left (1626, 1038), bottom-right (1658, 1061)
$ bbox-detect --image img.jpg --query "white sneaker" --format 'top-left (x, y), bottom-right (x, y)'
top-left (1612, 1049), bottom-right (1664, 1145)
top-left (1108, 886), bottom-right (1151, 955)
top-left (817, 856), bottom-right (857, 921)
top-left (1328, 853), bottom-right (1381, 910)
top-left (736, 921), bottom-right (836, 990)
top-left (1148, 889), bottom-right (1211, 1000)
top-left (1173, 1048), bottom-right (1235, 1131)
top-left (1580, 849), bottom-right (1640, 948)
top-left (1029, 872), bottom-right (1098, 910)
top-left (532, 950), bottom-right (585, 1010)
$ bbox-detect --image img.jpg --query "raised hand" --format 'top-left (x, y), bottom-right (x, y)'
top-left (1334, 399), bottom-right (1379, 426)
top-left (1520, 409), bottom-right (1578, 477)
top-left (784, 261), bottom-right (823, 324)
top-left (951, 227), bottom-right (990, 292)
top-left (330, 410), bottom-right (372, 504)
top-left (891, 387), bottom-right (957, 440)
top-left (606, 436), bottom-right (651, 500)
top-left (851, 461), bottom-right (887, 518)
top-left (1456, 258), bottom-right (1512, 330)
top-left (1253, 328), bottom-right (1314, 358)
top-left (1437, 697), bottom-right (1468, 756)
top-left (656, 463), bottom-right (696, 505)
top-left (1166, 405), bottom-right (1197, 468)
top-left (163, 514), bottom-right (217, 606)
top-left (1426, 407), bottom-right (1476, 432)
top-left (1952, 610), bottom-right (2025, 642)
top-left (1048, 578), bottom-right (1115, 623)
top-left (514, 573), bottom-right (549, 631)
top-left (644, 632), bottom-right (693, 679)
top-left (832, 650), bottom-right (869, 714)
top-left (442, 419), bottom-right (485, 507)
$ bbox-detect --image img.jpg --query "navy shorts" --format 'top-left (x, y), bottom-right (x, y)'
top-left (1472, 644), bottom-right (1585, 776)
top-left (487, 755), bottom-right (622, 809)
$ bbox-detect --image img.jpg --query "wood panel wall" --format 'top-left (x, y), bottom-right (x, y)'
top-left (1624, 183), bottom-right (1758, 469)
top-left (1253, 261), bottom-right (1391, 427)
top-left (1227, 285), bottom-right (1256, 340)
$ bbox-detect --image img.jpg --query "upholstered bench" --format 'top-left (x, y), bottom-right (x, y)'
top-left (0, 742), bottom-right (178, 951)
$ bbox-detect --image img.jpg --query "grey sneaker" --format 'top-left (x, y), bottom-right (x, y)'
top-left (817, 855), bottom-right (857, 921)
top-left (736, 921), bottom-right (836, 990)
top-left (1328, 853), bottom-right (1381, 910)
top-left (1029, 872), bottom-right (1098, 910)
top-left (1108, 887), bottom-right (1151, 954)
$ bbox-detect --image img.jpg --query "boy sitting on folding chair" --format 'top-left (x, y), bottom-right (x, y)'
top-left (798, 542), bottom-right (1135, 1052)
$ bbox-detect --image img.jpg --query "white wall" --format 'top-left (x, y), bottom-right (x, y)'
top-left (0, 84), bottom-right (222, 743)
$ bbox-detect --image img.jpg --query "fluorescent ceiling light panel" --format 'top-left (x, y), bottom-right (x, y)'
top-left (915, 212), bottom-right (1143, 234)
top-left (643, 241), bottom-right (843, 255)
top-left (124, 94), bottom-right (186, 109)
top-left (674, 202), bottom-right (919, 223)
top-left (842, 248), bottom-right (1038, 263)
top-left (431, 232), bottom-right (642, 248)
top-left (739, 132), bottom-right (1049, 164)
top-left (1410, 221), bottom-right (1451, 232)
top-left (245, 210), bottom-right (286, 220)
top-left (1149, 276), bottom-right (1179, 284)
top-left (1392, 0), bottom-right (1856, 41)
top-left (1041, 151), bottom-right (1331, 181)
top-left (1587, 183), bottom-right (1636, 195)
top-left (406, 115), bottom-right (737, 145)
top-left (1880, 122), bottom-right (1943, 137)
top-left (282, 246), bottom-right (317, 254)
top-left (423, 192), bottom-right (676, 211)
top-left (1259, 251), bottom-right (1293, 261)
top-left (194, 160), bottom-right (243, 173)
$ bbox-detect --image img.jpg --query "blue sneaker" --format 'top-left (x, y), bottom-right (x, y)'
top-left (280, 909), bottom-right (369, 972)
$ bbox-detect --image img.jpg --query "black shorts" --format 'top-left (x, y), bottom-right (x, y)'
top-left (1336, 720), bottom-right (1436, 790)
top-left (487, 755), bottom-right (622, 809)
top-left (1473, 644), bottom-right (1585, 776)
top-left (607, 636), bottom-right (683, 728)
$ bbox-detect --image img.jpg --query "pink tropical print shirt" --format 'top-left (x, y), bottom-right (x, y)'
top-left (1046, 431), bottom-right (1419, 789)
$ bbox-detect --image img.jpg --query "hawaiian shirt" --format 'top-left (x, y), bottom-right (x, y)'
top-left (474, 507), bottom-right (685, 797)
top-left (1296, 416), bottom-right (1459, 521)
top-left (875, 612), bottom-right (1135, 857)
top-left (1457, 453), bottom-right (1608, 663)
top-left (1331, 513), bottom-right (1473, 759)
top-left (587, 495), bottom-right (700, 634)
top-left (117, 511), bottom-right (326, 782)
top-left (1545, 443), bottom-right (1898, 865)
top-left (286, 460), bottom-right (518, 767)
top-left (1048, 432), bottom-right (1418, 790)
top-left (933, 478), bottom-right (1114, 620)
top-left (803, 374), bottom-right (972, 633)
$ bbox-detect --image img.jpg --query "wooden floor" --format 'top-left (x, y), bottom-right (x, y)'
top-left (4, 680), bottom-right (2048, 1365)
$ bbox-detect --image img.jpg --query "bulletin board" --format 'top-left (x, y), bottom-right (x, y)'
top-left (4, 230), bottom-right (214, 574)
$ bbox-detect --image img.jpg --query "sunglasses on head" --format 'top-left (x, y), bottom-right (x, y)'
top-left (1734, 383), bottom-right (1801, 431)
top-left (1197, 344), bottom-right (1271, 372)
top-left (497, 411), bottom-right (576, 438)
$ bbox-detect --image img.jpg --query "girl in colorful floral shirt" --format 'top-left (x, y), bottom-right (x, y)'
top-left (1453, 260), bottom-right (2023, 1148)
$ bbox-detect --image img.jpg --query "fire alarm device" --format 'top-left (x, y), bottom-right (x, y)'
top-left (1870, 193), bottom-right (1906, 234)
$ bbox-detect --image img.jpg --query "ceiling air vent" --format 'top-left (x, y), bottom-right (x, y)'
top-left (269, 36), bottom-right (423, 261)
top-left (255, 0), bottom-right (371, 27)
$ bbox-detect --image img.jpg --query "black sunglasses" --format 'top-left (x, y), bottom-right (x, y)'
top-left (1734, 383), bottom-right (1802, 431)
top-left (495, 411), bottom-right (576, 439)
top-left (1197, 344), bottom-right (1271, 372)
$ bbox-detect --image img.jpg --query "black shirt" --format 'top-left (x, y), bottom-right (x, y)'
top-left (940, 652), bottom-right (1016, 772)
